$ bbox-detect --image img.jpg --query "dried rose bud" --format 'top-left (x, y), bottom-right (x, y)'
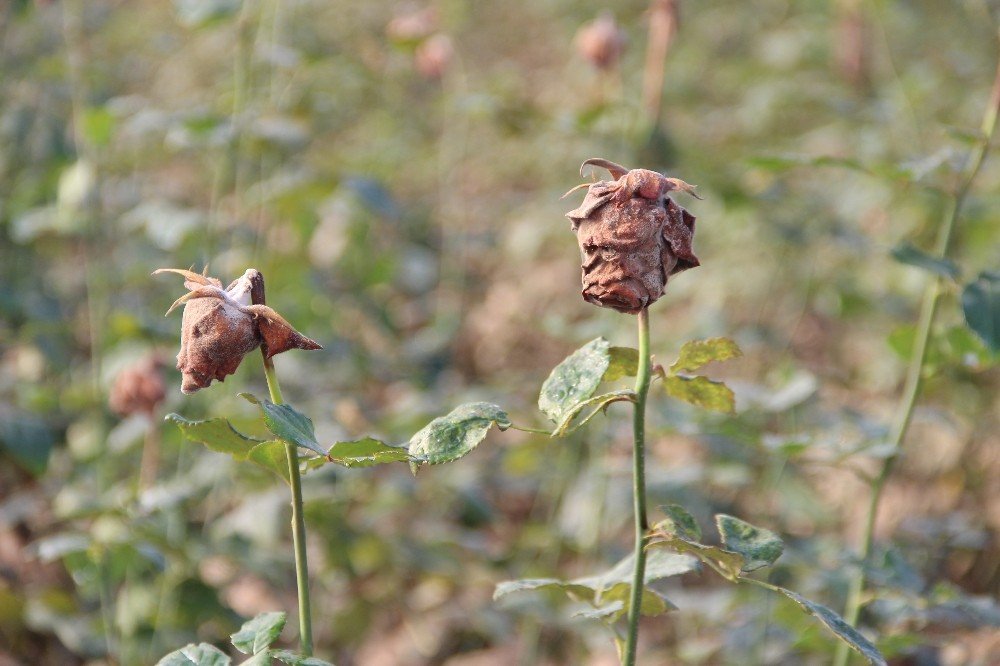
top-left (386, 5), bottom-right (439, 44)
top-left (564, 158), bottom-right (699, 314)
top-left (154, 268), bottom-right (321, 394)
top-left (109, 355), bottom-right (166, 417)
top-left (415, 33), bottom-right (453, 79)
top-left (575, 13), bottom-right (626, 70)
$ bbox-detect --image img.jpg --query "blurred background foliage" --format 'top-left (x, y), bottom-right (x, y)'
top-left (1, 0), bottom-right (998, 664)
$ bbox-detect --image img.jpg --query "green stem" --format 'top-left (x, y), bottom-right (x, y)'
top-left (262, 353), bottom-right (314, 656)
top-left (833, 54), bottom-right (1000, 666)
top-left (623, 308), bottom-right (652, 666)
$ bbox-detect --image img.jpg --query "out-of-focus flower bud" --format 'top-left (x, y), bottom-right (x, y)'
top-left (575, 13), bottom-right (626, 70)
top-left (109, 355), bottom-right (166, 417)
top-left (386, 5), bottom-right (438, 44)
top-left (564, 158), bottom-right (699, 314)
top-left (415, 33), bottom-right (453, 79)
top-left (154, 268), bottom-right (321, 394)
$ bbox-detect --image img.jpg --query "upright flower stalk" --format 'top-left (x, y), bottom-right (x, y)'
top-left (261, 353), bottom-right (314, 656)
top-left (623, 307), bottom-right (652, 666)
top-left (833, 54), bottom-right (1000, 666)
top-left (156, 267), bottom-right (320, 656)
top-left (565, 159), bottom-right (700, 663)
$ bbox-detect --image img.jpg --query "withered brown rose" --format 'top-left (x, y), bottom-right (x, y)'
top-left (575, 13), bottom-right (626, 70)
top-left (565, 158), bottom-right (699, 314)
top-left (154, 268), bottom-right (321, 394)
top-left (109, 355), bottom-right (166, 417)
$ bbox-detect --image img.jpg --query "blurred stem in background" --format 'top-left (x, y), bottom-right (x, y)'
top-left (623, 308), bottom-right (652, 666)
top-left (834, 47), bottom-right (1000, 666)
top-left (262, 351), bottom-right (314, 656)
top-left (641, 0), bottom-right (678, 124)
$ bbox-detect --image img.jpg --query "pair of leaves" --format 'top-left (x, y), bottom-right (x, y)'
top-left (493, 549), bottom-right (698, 624)
top-left (649, 506), bottom-right (886, 666)
top-left (168, 395), bottom-right (410, 482)
top-left (535, 336), bottom-right (741, 435)
top-left (157, 612), bottom-right (332, 666)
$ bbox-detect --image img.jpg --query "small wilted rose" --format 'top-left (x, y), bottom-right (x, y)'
top-left (109, 355), bottom-right (166, 418)
top-left (154, 268), bottom-right (321, 394)
top-left (564, 158), bottom-right (700, 314)
top-left (415, 33), bottom-right (453, 79)
top-left (575, 13), bottom-right (626, 70)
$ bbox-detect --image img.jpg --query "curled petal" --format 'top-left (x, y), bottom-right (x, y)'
top-left (580, 157), bottom-right (630, 179)
top-left (244, 305), bottom-right (323, 358)
top-left (664, 177), bottom-right (703, 200)
top-left (163, 285), bottom-right (229, 316)
top-left (152, 268), bottom-right (223, 291)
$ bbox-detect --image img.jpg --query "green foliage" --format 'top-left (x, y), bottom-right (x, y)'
top-left (240, 394), bottom-right (329, 459)
top-left (662, 375), bottom-right (735, 413)
top-left (649, 506), bottom-right (886, 665)
top-left (408, 402), bottom-right (510, 471)
top-left (962, 271), bottom-right (1000, 352)
top-left (669, 338), bottom-right (743, 374)
top-left (231, 611), bottom-right (286, 655)
top-left (716, 514), bottom-right (784, 571)
top-left (538, 338), bottom-right (611, 422)
top-left (890, 243), bottom-right (960, 280)
top-left (494, 549), bottom-right (698, 623)
top-left (158, 612), bottom-right (333, 666)
top-left (168, 412), bottom-right (410, 480)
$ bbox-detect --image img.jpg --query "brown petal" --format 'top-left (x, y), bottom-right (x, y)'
top-left (152, 268), bottom-right (223, 291)
top-left (244, 304), bottom-right (323, 359)
top-left (565, 160), bottom-right (700, 314)
top-left (176, 298), bottom-right (261, 394)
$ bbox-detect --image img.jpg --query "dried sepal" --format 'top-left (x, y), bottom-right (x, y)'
top-left (155, 268), bottom-right (321, 394)
top-left (245, 304), bottom-right (323, 359)
top-left (565, 159), bottom-right (700, 314)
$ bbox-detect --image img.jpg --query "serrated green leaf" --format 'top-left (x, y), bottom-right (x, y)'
top-left (890, 243), bottom-right (960, 280)
top-left (246, 441), bottom-right (291, 482)
top-left (716, 514), bottom-right (784, 571)
top-left (662, 375), bottom-right (735, 413)
top-left (962, 271), bottom-right (1000, 352)
top-left (551, 390), bottom-right (635, 437)
top-left (669, 338), bottom-right (742, 374)
top-left (166, 414), bottom-right (263, 457)
top-left (230, 611), bottom-right (286, 655)
top-left (239, 394), bottom-right (328, 458)
top-left (603, 346), bottom-right (639, 382)
top-left (657, 504), bottom-right (702, 541)
top-left (271, 650), bottom-right (336, 666)
top-left (326, 438), bottom-right (410, 468)
top-left (156, 643), bottom-right (232, 666)
top-left (539, 338), bottom-right (611, 422)
top-left (408, 402), bottom-right (510, 470)
top-left (778, 589), bottom-right (887, 666)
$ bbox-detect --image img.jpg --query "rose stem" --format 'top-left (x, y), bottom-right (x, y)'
top-left (261, 352), bottom-right (314, 656)
top-left (833, 53), bottom-right (1000, 666)
top-left (623, 307), bottom-right (653, 666)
